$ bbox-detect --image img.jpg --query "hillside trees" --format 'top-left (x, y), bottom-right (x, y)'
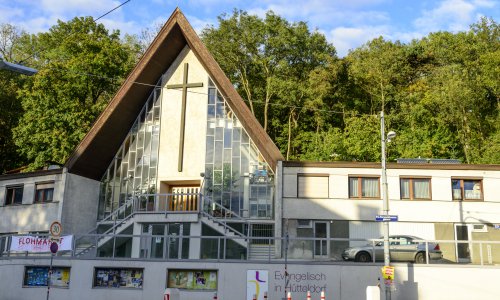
top-left (0, 24), bottom-right (30, 172)
top-left (10, 17), bottom-right (140, 170)
top-left (204, 12), bottom-right (499, 164)
top-left (201, 10), bottom-right (336, 159)
top-left (1, 11), bottom-right (498, 171)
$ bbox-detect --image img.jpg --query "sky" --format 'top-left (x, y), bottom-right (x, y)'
top-left (0, 0), bottom-right (498, 57)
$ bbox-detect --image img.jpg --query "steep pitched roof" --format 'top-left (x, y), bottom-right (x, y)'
top-left (65, 8), bottom-right (284, 180)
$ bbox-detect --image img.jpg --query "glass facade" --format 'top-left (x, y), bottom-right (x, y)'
top-left (204, 79), bottom-right (274, 219)
top-left (98, 79), bottom-right (162, 219)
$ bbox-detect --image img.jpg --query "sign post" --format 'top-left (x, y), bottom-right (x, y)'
top-left (47, 221), bottom-right (62, 300)
top-left (381, 266), bottom-right (395, 288)
top-left (375, 215), bottom-right (398, 222)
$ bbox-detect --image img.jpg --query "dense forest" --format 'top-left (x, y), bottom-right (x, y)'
top-left (0, 10), bottom-right (498, 173)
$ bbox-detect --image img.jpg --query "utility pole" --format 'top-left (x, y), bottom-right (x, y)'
top-left (380, 111), bottom-right (391, 300)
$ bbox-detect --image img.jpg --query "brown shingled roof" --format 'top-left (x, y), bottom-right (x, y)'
top-left (65, 8), bottom-right (284, 180)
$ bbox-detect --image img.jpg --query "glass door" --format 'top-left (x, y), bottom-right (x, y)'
top-left (314, 222), bottom-right (329, 257)
top-left (150, 224), bottom-right (165, 259)
top-left (455, 224), bottom-right (471, 262)
top-left (167, 223), bottom-right (181, 259)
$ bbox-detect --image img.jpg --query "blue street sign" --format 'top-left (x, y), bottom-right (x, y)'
top-left (376, 215), bottom-right (398, 222)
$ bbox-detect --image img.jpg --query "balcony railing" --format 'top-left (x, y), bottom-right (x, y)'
top-left (2, 234), bottom-right (500, 266)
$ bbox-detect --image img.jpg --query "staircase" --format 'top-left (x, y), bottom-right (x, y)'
top-left (248, 244), bottom-right (274, 260)
top-left (199, 195), bottom-right (250, 248)
top-left (74, 193), bottom-right (252, 257)
top-left (200, 214), bottom-right (248, 248)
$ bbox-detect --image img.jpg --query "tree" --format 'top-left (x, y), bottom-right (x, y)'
top-left (13, 17), bottom-right (139, 170)
top-left (0, 24), bottom-right (30, 172)
top-left (202, 10), bottom-right (336, 158)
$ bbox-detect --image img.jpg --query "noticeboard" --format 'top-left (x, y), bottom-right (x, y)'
top-left (23, 266), bottom-right (70, 288)
top-left (93, 267), bottom-right (143, 289)
top-left (167, 269), bottom-right (217, 290)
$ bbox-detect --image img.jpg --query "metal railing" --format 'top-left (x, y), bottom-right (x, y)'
top-left (94, 193), bottom-right (249, 240)
top-left (2, 234), bottom-right (499, 265)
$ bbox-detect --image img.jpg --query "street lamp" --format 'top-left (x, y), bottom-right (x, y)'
top-left (0, 56), bottom-right (37, 75)
top-left (380, 111), bottom-right (395, 300)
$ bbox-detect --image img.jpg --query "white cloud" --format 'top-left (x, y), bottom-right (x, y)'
top-left (185, 14), bottom-right (216, 34)
top-left (39, 0), bottom-right (121, 16)
top-left (329, 25), bottom-right (390, 56)
top-left (413, 0), bottom-right (494, 33)
top-left (472, 0), bottom-right (496, 8)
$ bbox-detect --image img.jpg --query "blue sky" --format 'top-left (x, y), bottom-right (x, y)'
top-left (1, 0), bottom-right (498, 56)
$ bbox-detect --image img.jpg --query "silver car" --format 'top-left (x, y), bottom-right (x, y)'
top-left (342, 235), bottom-right (443, 263)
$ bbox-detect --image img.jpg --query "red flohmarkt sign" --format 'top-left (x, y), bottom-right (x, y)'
top-left (10, 235), bottom-right (73, 252)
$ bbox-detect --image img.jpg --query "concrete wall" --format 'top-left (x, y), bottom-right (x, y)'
top-left (61, 172), bottom-right (100, 234)
top-left (0, 171), bottom-right (64, 233)
top-left (157, 46), bottom-right (207, 183)
top-left (1, 258), bottom-right (499, 300)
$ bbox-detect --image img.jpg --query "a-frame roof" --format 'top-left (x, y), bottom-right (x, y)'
top-left (65, 8), bottom-right (284, 180)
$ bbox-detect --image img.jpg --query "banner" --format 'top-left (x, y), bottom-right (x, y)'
top-left (10, 235), bottom-right (73, 252)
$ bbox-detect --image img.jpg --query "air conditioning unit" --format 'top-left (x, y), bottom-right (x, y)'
top-left (297, 220), bottom-right (312, 228)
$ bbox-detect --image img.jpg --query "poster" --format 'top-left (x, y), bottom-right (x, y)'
top-left (23, 266), bottom-right (70, 288)
top-left (167, 269), bottom-right (217, 290)
top-left (94, 268), bottom-right (143, 288)
top-left (247, 270), bottom-right (268, 300)
top-left (10, 235), bottom-right (73, 252)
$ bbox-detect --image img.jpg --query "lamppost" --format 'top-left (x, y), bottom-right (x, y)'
top-left (380, 111), bottom-right (395, 300)
top-left (0, 57), bottom-right (37, 75)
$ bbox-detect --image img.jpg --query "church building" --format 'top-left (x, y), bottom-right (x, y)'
top-left (1, 8), bottom-right (500, 300)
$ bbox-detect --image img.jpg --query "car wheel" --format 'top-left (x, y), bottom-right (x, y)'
top-left (415, 252), bottom-right (426, 264)
top-left (355, 252), bottom-right (371, 262)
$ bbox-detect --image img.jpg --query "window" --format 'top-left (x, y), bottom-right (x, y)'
top-left (5, 185), bottom-right (23, 205)
top-left (452, 179), bottom-right (482, 201)
top-left (298, 175), bottom-right (329, 198)
top-left (297, 220), bottom-right (313, 228)
top-left (400, 178), bottom-right (431, 200)
top-left (34, 182), bottom-right (54, 203)
top-left (349, 176), bottom-right (380, 199)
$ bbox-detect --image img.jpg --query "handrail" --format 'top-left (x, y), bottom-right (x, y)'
top-left (199, 194), bottom-right (250, 238)
top-left (3, 234), bottom-right (500, 263)
top-left (99, 196), bottom-right (136, 224)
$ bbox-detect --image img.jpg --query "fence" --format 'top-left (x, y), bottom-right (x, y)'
top-left (1, 233), bottom-right (499, 265)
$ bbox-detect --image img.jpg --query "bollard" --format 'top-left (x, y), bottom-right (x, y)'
top-left (213, 292), bottom-right (218, 300)
top-left (306, 291), bottom-right (311, 300)
top-left (287, 291), bottom-right (292, 300)
top-left (320, 290), bottom-right (325, 300)
top-left (264, 292), bottom-right (268, 299)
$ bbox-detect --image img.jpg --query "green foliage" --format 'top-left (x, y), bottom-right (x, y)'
top-left (204, 12), bottom-right (500, 164)
top-left (11, 17), bottom-right (139, 170)
top-left (1, 12), bottom-right (499, 171)
top-left (0, 24), bottom-right (29, 172)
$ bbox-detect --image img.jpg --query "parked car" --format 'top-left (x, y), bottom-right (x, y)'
top-left (342, 235), bottom-right (442, 263)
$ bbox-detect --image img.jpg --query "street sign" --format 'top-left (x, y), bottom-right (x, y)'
top-left (50, 221), bottom-right (62, 237)
top-left (375, 215), bottom-right (398, 222)
top-left (50, 242), bottom-right (59, 254)
top-left (381, 266), bottom-right (394, 280)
